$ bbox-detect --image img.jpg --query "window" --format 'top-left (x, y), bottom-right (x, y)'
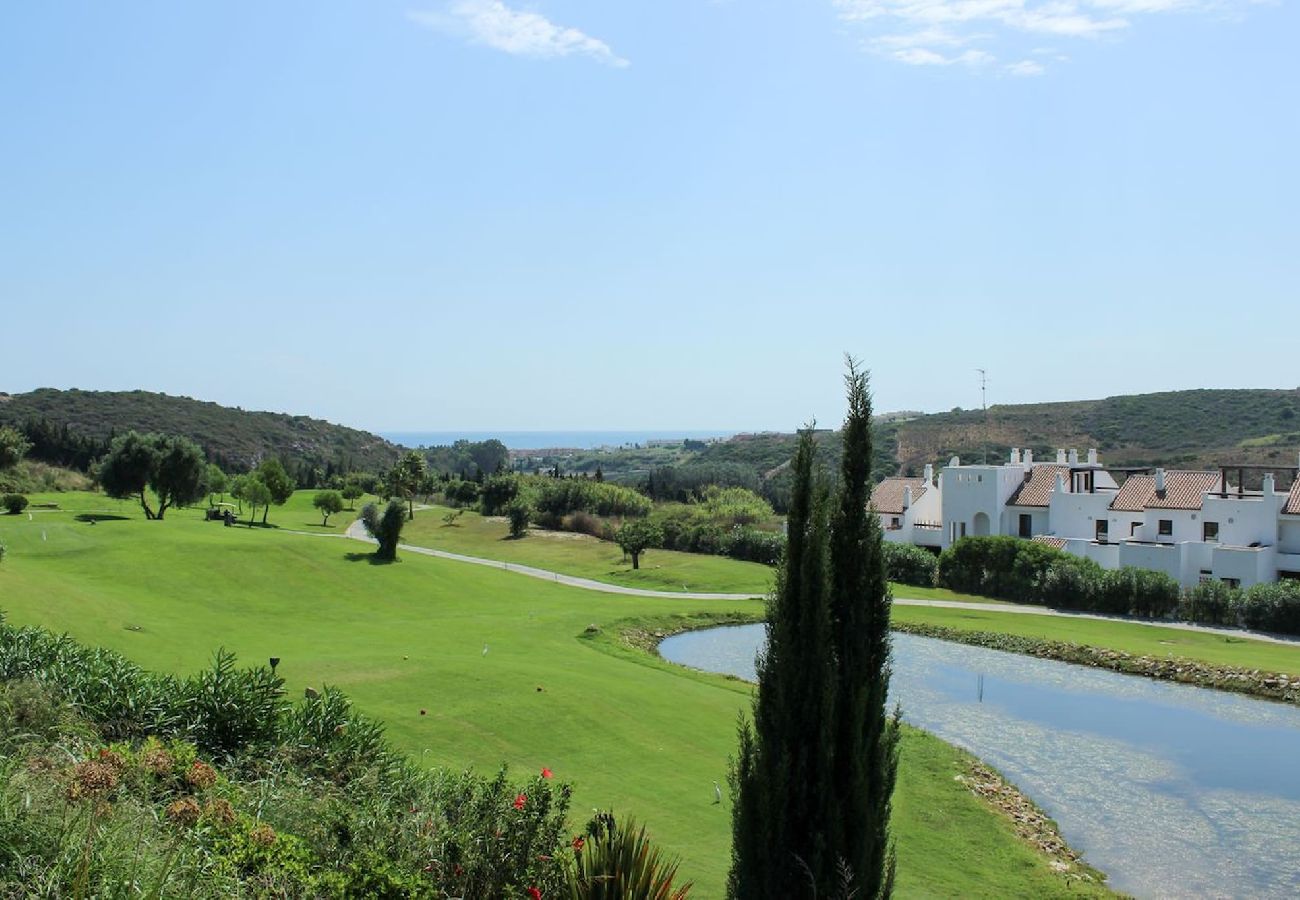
top-left (1203, 521), bottom-right (1219, 542)
top-left (960, 522), bottom-right (967, 538)
top-left (1158, 519), bottom-right (1173, 537)
top-left (1130, 522), bottom-right (1141, 537)
top-left (1222, 578), bottom-right (1241, 589)
top-left (890, 517), bottom-right (901, 530)
top-left (1095, 519), bottom-right (1109, 542)
top-left (1019, 514), bottom-right (1032, 538)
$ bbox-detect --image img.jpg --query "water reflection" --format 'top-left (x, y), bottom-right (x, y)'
top-left (659, 624), bottom-right (1300, 899)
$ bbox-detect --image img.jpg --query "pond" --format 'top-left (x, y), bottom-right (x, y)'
top-left (659, 624), bottom-right (1300, 899)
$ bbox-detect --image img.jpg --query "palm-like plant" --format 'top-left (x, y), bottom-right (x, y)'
top-left (567, 812), bottom-right (692, 900)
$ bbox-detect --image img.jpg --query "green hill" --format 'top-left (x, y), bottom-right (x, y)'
top-left (587, 388), bottom-right (1300, 503)
top-left (0, 388), bottom-right (400, 475)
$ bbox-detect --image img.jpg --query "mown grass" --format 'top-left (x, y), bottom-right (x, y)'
top-left (892, 604), bottom-right (1300, 676)
top-left (401, 502), bottom-right (775, 595)
top-left (0, 493), bottom-right (1108, 898)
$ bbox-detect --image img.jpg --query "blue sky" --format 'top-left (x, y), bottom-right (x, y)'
top-left (2, 1), bottom-right (1296, 432)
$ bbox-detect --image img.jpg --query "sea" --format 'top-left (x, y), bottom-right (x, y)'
top-left (380, 430), bottom-right (738, 451)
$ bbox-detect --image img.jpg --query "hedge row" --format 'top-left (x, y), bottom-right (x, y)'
top-left (930, 536), bottom-right (1300, 635)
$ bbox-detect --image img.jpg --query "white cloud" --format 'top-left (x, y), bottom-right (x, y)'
top-left (410, 1), bottom-right (628, 68)
top-left (1005, 58), bottom-right (1047, 74)
top-left (834, 0), bottom-right (1234, 73)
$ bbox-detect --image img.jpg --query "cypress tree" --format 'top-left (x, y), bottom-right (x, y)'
top-left (728, 359), bottom-right (897, 899)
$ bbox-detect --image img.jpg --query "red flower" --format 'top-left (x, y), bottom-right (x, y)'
top-left (454, 864), bottom-right (464, 877)
top-left (513, 793), bottom-right (527, 810)
top-left (572, 836), bottom-right (585, 852)
top-left (527, 888), bottom-right (542, 900)
top-left (540, 767), bottom-right (553, 779)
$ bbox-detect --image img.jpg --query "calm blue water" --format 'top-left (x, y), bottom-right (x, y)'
top-left (381, 430), bottom-right (738, 450)
top-left (660, 625), bottom-right (1300, 899)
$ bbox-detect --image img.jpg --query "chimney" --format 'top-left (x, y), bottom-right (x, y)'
top-left (950, 456), bottom-right (960, 468)
top-left (1010, 448), bottom-right (1021, 465)
top-left (1264, 473), bottom-right (1276, 496)
top-left (923, 463), bottom-right (934, 484)
top-left (1054, 472), bottom-right (1067, 494)
top-left (1023, 449), bottom-right (1034, 465)
top-left (903, 486), bottom-right (913, 511)
top-left (1155, 468), bottom-right (1166, 493)
top-left (1068, 448), bottom-right (1079, 465)
top-left (1056, 449), bottom-right (1067, 464)
top-left (1087, 448), bottom-right (1098, 466)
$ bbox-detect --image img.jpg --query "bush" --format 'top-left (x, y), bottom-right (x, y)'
top-left (882, 542), bottom-right (938, 587)
top-left (506, 499), bottom-right (533, 538)
top-left (721, 526), bottom-right (784, 566)
top-left (1237, 580), bottom-right (1300, 635)
top-left (567, 812), bottom-right (691, 900)
top-left (2, 494), bottom-right (27, 515)
top-left (360, 499), bottom-right (406, 561)
top-left (1036, 555), bottom-right (1103, 609)
top-left (1179, 579), bottom-right (1242, 627)
top-left (443, 479), bottom-right (481, 508)
top-left (480, 474), bottom-right (521, 516)
top-left (533, 478), bottom-right (651, 519)
top-left (1093, 567), bottom-right (1180, 618)
top-left (562, 511), bottom-right (604, 539)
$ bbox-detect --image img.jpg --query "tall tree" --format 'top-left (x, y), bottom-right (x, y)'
top-left (728, 360), bottom-right (897, 900)
top-left (392, 450), bottom-right (428, 521)
top-left (98, 431), bottom-right (164, 519)
top-left (255, 458), bottom-right (295, 524)
top-left (206, 464), bottom-right (228, 506)
top-left (150, 435), bottom-right (208, 519)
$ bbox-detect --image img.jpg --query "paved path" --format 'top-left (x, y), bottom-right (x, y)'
top-left (317, 517), bottom-right (1300, 646)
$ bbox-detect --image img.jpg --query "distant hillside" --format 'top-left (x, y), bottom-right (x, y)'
top-left (0, 388), bottom-right (401, 475)
top-left (892, 388), bottom-right (1300, 473)
top-left (645, 388), bottom-right (1300, 502)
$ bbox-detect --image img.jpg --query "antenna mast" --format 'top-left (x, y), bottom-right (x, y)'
top-left (976, 368), bottom-right (988, 464)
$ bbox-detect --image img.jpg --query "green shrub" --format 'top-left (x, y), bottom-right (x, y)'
top-left (2, 494), bottom-right (27, 515)
top-left (696, 485), bottom-right (773, 527)
top-left (1237, 580), bottom-right (1300, 635)
top-left (1036, 555), bottom-right (1103, 608)
top-left (360, 499), bottom-right (406, 561)
top-left (533, 478), bottom-right (652, 519)
top-left (720, 526), bottom-right (784, 566)
top-left (480, 474), bottom-right (521, 516)
top-left (507, 499), bottom-right (533, 538)
top-left (443, 479), bottom-right (481, 507)
top-left (1179, 579), bottom-right (1242, 627)
top-left (566, 812), bottom-right (691, 900)
top-left (882, 542), bottom-right (938, 587)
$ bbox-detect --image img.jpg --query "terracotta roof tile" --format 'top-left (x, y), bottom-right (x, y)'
top-left (1109, 471), bottom-right (1223, 512)
top-left (1285, 480), bottom-right (1300, 516)
top-left (1032, 535), bottom-right (1067, 549)
top-left (869, 477), bottom-right (928, 515)
top-left (1007, 465), bottom-right (1069, 508)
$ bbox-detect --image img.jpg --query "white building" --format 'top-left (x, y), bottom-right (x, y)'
top-left (883, 447), bottom-right (1300, 588)
top-left (870, 464), bottom-right (943, 549)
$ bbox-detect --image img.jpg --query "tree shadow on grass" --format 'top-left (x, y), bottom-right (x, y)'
top-left (75, 514), bottom-right (131, 523)
top-left (344, 552), bottom-right (399, 566)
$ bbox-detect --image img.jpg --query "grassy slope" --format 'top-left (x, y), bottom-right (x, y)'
top-left (0, 494), bottom-right (1104, 898)
top-left (402, 503), bottom-right (776, 595)
top-left (893, 604), bottom-right (1300, 676)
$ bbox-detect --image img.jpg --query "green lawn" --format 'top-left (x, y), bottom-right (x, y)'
top-left (893, 603), bottom-right (1300, 676)
top-left (0, 494), bottom-right (1105, 898)
top-left (401, 502), bottom-right (776, 595)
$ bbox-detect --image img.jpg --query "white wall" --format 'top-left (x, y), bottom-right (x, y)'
top-left (940, 464), bottom-right (1026, 548)
top-left (1203, 494), bottom-right (1284, 547)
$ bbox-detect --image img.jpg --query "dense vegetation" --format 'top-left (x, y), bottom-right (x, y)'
top-left (918, 535), bottom-right (1300, 635)
top-left (0, 389), bottom-right (400, 477)
top-left (0, 618), bottom-right (576, 897)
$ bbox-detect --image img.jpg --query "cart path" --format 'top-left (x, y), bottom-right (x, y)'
top-left (281, 516), bottom-right (1300, 646)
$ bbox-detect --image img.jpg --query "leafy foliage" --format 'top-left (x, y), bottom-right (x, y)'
top-left (881, 542), bottom-right (938, 587)
top-left (0, 622), bottom-right (575, 897)
top-left (730, 362), bottom-right (898, 900)
top-left (312, 490), bottom-right (344, 525)
top-left (566, 812), bottom-right (692, 900)
top-left (0, 426), bottom-right (31, 470)
top-left (506, 499), bottom-right (533, 538)
top-left (2, 494), bottom-right (28, 516)
top-left (361, 499), bottom-right (407, 561)
top-left (97, 431), bottom-right (207, 519)
top-left (615, 520), bottom-right (662, 570)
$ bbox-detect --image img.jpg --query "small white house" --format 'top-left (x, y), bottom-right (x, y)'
top-left (870, 464), bottom-right (943, 548)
